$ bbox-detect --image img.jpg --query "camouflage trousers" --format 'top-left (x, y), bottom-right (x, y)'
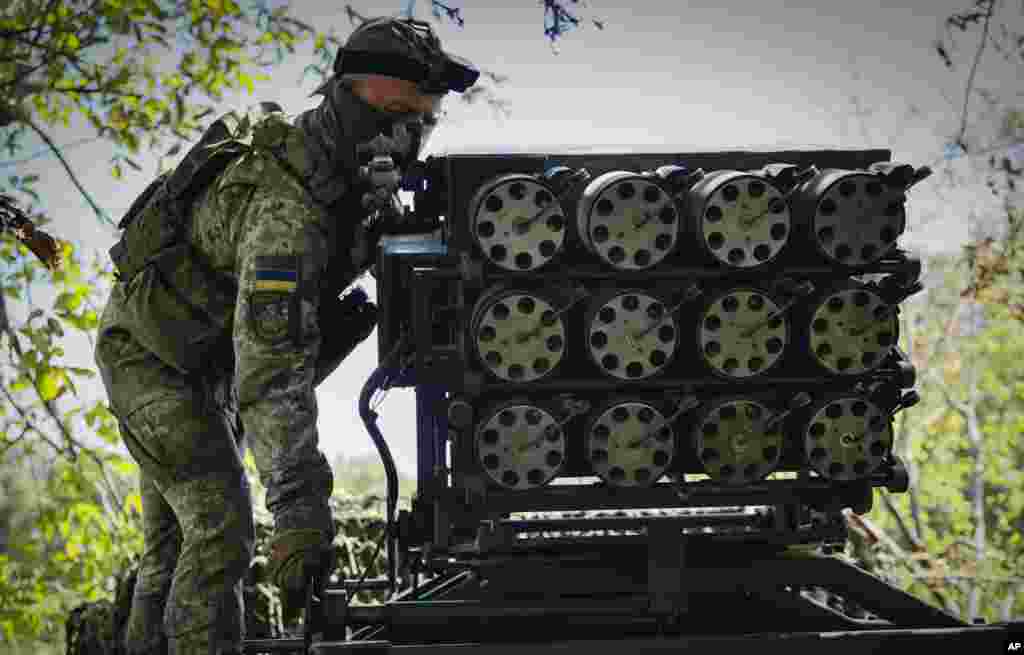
top-left (95, 293), bottom-right (254, 655)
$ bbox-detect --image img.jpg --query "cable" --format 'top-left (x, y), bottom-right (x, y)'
top-left (357, 333), bottom-right (409, 596)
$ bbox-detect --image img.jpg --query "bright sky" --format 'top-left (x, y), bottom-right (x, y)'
top-left (4, 0), bottom-right (1018, 479)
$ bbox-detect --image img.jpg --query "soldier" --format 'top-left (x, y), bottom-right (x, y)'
top-left (93, 16), bottom-right (478, 655)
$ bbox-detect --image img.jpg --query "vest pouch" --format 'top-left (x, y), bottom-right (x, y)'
top-left (120, 242), bottom-right (236, 375)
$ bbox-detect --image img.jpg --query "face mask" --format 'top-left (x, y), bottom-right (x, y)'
top-left (295, 78), bottom-right (440, 206)
top-left (386, 113), bottom-right (438, 165)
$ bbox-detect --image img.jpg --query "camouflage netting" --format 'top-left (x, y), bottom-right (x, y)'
top-left (65, 568), bottom-right (135, 655)
top-left (66, 499), bottom-right (388, 655)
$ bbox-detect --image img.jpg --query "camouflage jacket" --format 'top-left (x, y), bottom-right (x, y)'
top-left (100, 107), bottom-right (373, 467)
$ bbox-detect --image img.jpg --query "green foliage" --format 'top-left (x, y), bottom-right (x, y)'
top-left (0, 1), bottom-right (349, 648)
top-left (0, 427), bottom-right (400, 649)
top-left (0, 0), bottom-right (1014, 647)
top-left (0, 0), bottom-right (351, 223)
top-left (332, 452), bottom-right (416, 510)
top-left (0, 0), bottom-right (521, 650)
top-left (0, 228), bottom-right (135, 647)
top-left (242, 450), bottom-right (395, 637)
top-left (0, 446), bottom-right (142, 649)
top-left (0, 0), bottom-right (513, 648)
top-left (1, 0), bottom-right (344, 158)
top-left (853, 246), bottom-right (1024, 622)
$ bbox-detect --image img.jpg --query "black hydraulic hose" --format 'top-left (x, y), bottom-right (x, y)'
top-left (358, 334), bottom-right (408, 594)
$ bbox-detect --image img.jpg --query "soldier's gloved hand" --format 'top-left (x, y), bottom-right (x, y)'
top-left (267, 529), bottom-right (336, 609)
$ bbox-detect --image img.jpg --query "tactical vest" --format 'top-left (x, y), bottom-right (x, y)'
top-left (109, 105), bottom-right (377, 378)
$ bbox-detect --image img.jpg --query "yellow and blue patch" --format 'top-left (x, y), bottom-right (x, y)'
top-left (253, 255), bottom-right (298, 293)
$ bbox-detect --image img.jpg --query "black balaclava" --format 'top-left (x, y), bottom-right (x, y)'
top-left (293, 16), bottom-right (474, 208)
top-left (294, 77), bottom-right (414, 208)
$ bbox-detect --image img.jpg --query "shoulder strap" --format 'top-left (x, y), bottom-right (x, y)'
top-left (248, 111), bottom-right (326, 204)
top-left (108, 117), bottom-right (249, 282)
top-left (165, 118), bottom-right (248, 218)
top-left (117, 172), bottom-right (169, 230)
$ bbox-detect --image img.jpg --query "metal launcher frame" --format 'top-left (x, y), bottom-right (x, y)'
top-left (243, 150), bottom-right (1020, 654)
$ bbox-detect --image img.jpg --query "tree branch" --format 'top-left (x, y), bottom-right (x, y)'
top-left (86, 447), bottom-right (130, 524)
top-left (964, 358), bottom-right (986, 622)
top-left (845, 510), bottom-right (954, 613)
top-left (0, 384), bottom-right (68, 458)
top-left (955, 0), bottom-right (997, 152)
top-left (78, 0), bottom-right (107, 43)
top-left (1002, 582), bottom-right (1023, 621)
top-left (3, 294), bottom-right (82, 460)
top-left (52, 86), bottom-right (145, 98)
top-left (0, 25), bottom-right (40, 38)
top-left (922, 136), bottom-right (1024, 172)
top-left (0, 425), bottom-right (31, 459)
top-left (277, 15), bottom-right (317, 33)
top-left (910, 574), bottom-right (1024, 583)
top-left (79, 296), bottom-right (100, 351)
top-left (28, 0), bottom-right (61, 53)
top-left (19, 112), bottom-right (114, 227)
top-left (2, 303), bottom-right (129, 523)
top-left (0, 59), bottom-right (48, 97)
top-left (897, 311), bottom-right (925, 541)
top-left (879, 489), bottom-right (924, 550)
top-left (923, 366), bottom-right (971, 416)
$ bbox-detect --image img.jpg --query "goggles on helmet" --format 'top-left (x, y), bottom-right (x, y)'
top-left (335, 18), bottom-right (480, 94)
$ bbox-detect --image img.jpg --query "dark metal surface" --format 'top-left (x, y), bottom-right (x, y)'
top-left (399, 549), bottom-right (959, 627)
top-left (476, 477), bottom-right (893, 513)
top-left (306, 549), bottom-right (969, 647)
top-left (379, 151), bottom-right (924, 558)
top-left (255, 149), bottom-right (985, 655)
top-left (498, 509), bottom-right (765, 532)
top-left (308, 626), bottom-right (1015, 655)
top-left (246, 637), bottom-right (306, 653)
top-left (343, 598), bottom-right (654, 624)
top-left (442, 149), bottom-right (892, 260)
top-left (338, 578), bottom-right (394, 592)
top-left (416, 385), bottom-right (447, 487)
top-left (461, 258), bottom-right (919, 282)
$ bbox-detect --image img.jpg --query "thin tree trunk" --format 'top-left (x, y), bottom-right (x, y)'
top-left (965, 354), bottom-right (985, 621)
top-left (900, 305), bottom-right (924, 541)
top-left (1002, 583), bottom-right (1023, 622)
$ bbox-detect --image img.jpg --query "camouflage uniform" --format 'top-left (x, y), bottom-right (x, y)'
top-left (95, 113), bottom-right (341, 653)
top-left (94, 16), bottom-right (476, 654)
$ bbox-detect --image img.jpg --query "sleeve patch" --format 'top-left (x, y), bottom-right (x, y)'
top-left (254, 255), bottom-right (298, 293)
top-left (248, 293), bottom-right (292, 343)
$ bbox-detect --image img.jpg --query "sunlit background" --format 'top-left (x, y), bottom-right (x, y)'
top-left (7, 0), bottom-right (1017, 478)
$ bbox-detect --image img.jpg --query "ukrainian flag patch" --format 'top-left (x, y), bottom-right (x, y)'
top-left (253, 255), bottom-right (298, 293)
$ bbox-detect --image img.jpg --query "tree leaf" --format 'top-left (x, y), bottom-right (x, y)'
top-left (109, 456), bottom-right (136, 476)
top-left (124, 493), bottom-right (142, 516)
top-left (60, 370), bottom-right (78, 399)
top-left (97, 421), bottom-right (120, 446)
top-left (64, 542), bottom-right (82, 560)
top-left (237, 71), bottom-right (253, 94)
top-left (38, 368), bottom-right (62, 401)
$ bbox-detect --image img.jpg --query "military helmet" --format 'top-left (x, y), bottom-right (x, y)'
top-left (333, 17), bottom-right (479, 95)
